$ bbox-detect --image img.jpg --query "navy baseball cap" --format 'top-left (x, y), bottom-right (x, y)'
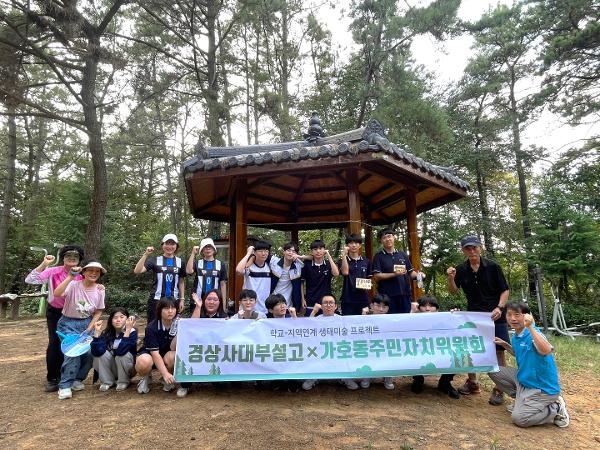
top-left (461, 235), bottom-right (482, 248)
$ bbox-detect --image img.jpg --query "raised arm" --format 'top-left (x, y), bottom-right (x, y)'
top-left (186, 246), bottom-right (198, 275)
top-left (134, 247), bottom-right (154, 274)
top-left (236, 246), bottom-right (255, 275)
top-left (53, 266), bottom-right (80, 297)
top-left (446, 267), bottom-right (459, 294)
top-left (326, 250), bottom-right (339, 277)
top-left (340, 246), bottom-right (350, 276)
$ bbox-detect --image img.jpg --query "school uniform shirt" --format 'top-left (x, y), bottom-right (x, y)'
top-left (243, 261), bottom-right (271, 315)
top-left (139, 320), bottom-right (174, 355)
top-left (371, 249), bottom-right (413, 297)
top-left (25, 267), bottom-right (83, 309)
top-left (301, 260), bottom-right (334, 307)
top-left (270, 256), bottom-right (303, 306)
top-left (512, 326), bottom-right (560, 395)
top-left (454, 257), bottom-right (509, 322)
top-left (192, 258), bottom-right (227, 298)
top-left (62, 280), bottom-right (105, 319)
top-left (91, 329), bottom-right (138, 358)
top-left (144, 255), bottom-right (186, 300)
top-left (338, 255), bottom-right (371, 306)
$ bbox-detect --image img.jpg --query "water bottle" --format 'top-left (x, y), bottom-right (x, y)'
top-left (169, 316), bottom-right (180, 337)
top-left (416, 271), bottom-right (424, 289)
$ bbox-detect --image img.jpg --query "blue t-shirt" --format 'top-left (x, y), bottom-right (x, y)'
top-left (512, 326), bottom-right (560, 395)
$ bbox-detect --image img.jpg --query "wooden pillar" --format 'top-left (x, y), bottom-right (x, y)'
top-left (346, 168), bottom-right (361, 235)
top-left (405, 188), bottom-right (422, 300)
top-left (229, 179), bottom-right (247, 308)
top-left (364, 212), bottom-right (373, 261)
top-left (290, 229), bottom-right (299, 246)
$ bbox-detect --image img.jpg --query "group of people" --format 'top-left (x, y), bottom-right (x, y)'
top-left (24, 231), bottom-right (570, 428)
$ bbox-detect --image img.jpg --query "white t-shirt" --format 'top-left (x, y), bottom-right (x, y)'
top-left (243, 262), bottom-right (271, 315)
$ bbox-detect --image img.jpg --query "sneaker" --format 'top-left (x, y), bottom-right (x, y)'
top-left (58, 387), bottom-right (72, 400)
top-left (176, 387), bottom-right (189, 398)
top-left (99, 383), bottom-right (113, 392)
top-left (411, 377), bottom-right (424, 394)
top-left (458, 379), bottom-right (481, 395)
top-left (71, 380), bottom-right (85, 391)
top-left (488, 388), bottom-right (505, 405)
top-left (302, 379), bottom-right (317, 391)
top-left (115, 382), bottom-right (129, 392)
top-left (161, 379), bottom-right (175, 392)
top-left (506, 403), bottom-right (514, 413)
top-left (45, 379), bottom-right (59, 393)
top-left (554, 395), bottom-right (570, 428)
top-left (438, 382), bottom-right (460, 400)
top-left (383, 377), bottom-right (395, 390)
top-left (137, 375), bottom-right (150, 394)
top-left (342, 379), bottom-right (359, 390)
top-left (360, 379), bottom-right (370, 389)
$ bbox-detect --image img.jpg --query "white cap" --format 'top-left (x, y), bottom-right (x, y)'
top-left (200, 238), bottom-right (217, 254)
top-left (82, 261), bottom-right (107, 274)
top-left (161, 233), bottom-right (179, 244)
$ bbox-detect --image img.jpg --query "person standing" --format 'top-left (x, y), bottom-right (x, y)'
top-left (186, 238), bottom-right (227, 314)
top-left (269, 241), bottom-right (304, 310)
top-left (447, 235), bottom-right (510, 405)
top-left (235, 241), bottom-right (272, 315)
top-left (371, 229), bottom-right (422, 314)
top-left (134, 234), bottom-right (186, 322)
top-left (25, 245), bottom-right (84, 392)
top-left (339, 234), bottom-right (371, 316)
top-left (300, 240), bottom-right (339, 316)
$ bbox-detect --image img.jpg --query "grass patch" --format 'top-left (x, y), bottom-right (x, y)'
top-left (549, 334), bottom-right (600, 376)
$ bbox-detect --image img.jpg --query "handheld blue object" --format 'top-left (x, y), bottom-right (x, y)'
top-left (56, 330), bottom-right (93, 357)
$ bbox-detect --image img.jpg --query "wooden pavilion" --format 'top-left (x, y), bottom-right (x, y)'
top-left (182, 115), bottom-right (469, 301)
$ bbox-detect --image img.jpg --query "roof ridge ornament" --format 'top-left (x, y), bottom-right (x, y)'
top-left (362, 119), bottom-right (390, 149)
top-left (304, 112), bottom-right (326, 144)
top-left (195, 141), bottom-right (208, 159)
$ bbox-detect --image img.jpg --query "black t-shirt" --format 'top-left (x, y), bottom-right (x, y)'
top-left (454, 257), bottom-right (509, 321)
top-left (338, 256), bottom-right (371, 305)
top-left (301, 260), bottom-right (333, 307)
top-left (371, 249), bottom-right (413, 296)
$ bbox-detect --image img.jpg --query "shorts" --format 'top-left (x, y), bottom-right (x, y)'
top-left (494, 321), bottom-right (509, 351)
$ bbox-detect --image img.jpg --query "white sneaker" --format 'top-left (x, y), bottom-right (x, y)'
top-left (383, 377), bottom-right (395, 390)
top-left (58, 387), bottom-right (72, 400)
top-left (137, 375), bottom-right (150, 394)
top-left (115, 382), bottom-right (129, 392)
top-left (99, 383), bottom-right (113, 392)
top-left (176, 387), bottom-right (189, 398)
top-left (302, 379), bottom-right (317, 391)
top-left (342, 379), bottom-right (359, 390)
top-left (360, 379), bottom-right (370, 389)
top-left (161, 379), bottom-right (175, 392)
top-left (71, 380), bottom-right (85, 391)
top-left (554, 395), bottom-right (570, 428)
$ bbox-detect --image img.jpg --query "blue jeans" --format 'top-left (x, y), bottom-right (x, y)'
top-left (57, 316), bottom-right (93, 389)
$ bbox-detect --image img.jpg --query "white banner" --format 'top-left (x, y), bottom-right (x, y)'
top-left (174, 312), bottom-right (499, 382)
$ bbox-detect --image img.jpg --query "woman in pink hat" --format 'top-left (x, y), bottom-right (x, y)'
top-left (134, 234), bottom-right (186, 322)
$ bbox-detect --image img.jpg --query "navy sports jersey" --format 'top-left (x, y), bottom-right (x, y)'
top-left (144, 255), bottom-right (186, 300)
top-left (338, 255), bottom-right (371, 306)
top-left (301, 260), bottom-right (334, 307)
top-left (193, 259), bottom-right (227, 297)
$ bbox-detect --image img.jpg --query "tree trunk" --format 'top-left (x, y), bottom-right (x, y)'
top-left (509, 68), bottom-right (535, 299)
top-left (0, 105), bottom-right (18, 293)
top-left (205, 0), bottom-right (225, 147)
top-left (82, 39), bottom-right (108, 260)
top-left (475, 159), bottom-right (495, 257)
top-left (279, 1), bottom-right (292, 141)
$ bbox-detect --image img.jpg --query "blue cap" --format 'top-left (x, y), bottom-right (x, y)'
top-left (461, 235), bottom-right (482, 248)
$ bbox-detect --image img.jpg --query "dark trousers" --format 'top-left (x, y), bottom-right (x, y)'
top-left (388, 294), bottom-right (412, 314)
top-left (413, 374), bottom-right (455, 385)
top-left (46, 305), bottom-right (64, 382)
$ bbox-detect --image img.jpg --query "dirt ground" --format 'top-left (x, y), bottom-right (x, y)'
top-left (0, 318), bottom-right (598, 450)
